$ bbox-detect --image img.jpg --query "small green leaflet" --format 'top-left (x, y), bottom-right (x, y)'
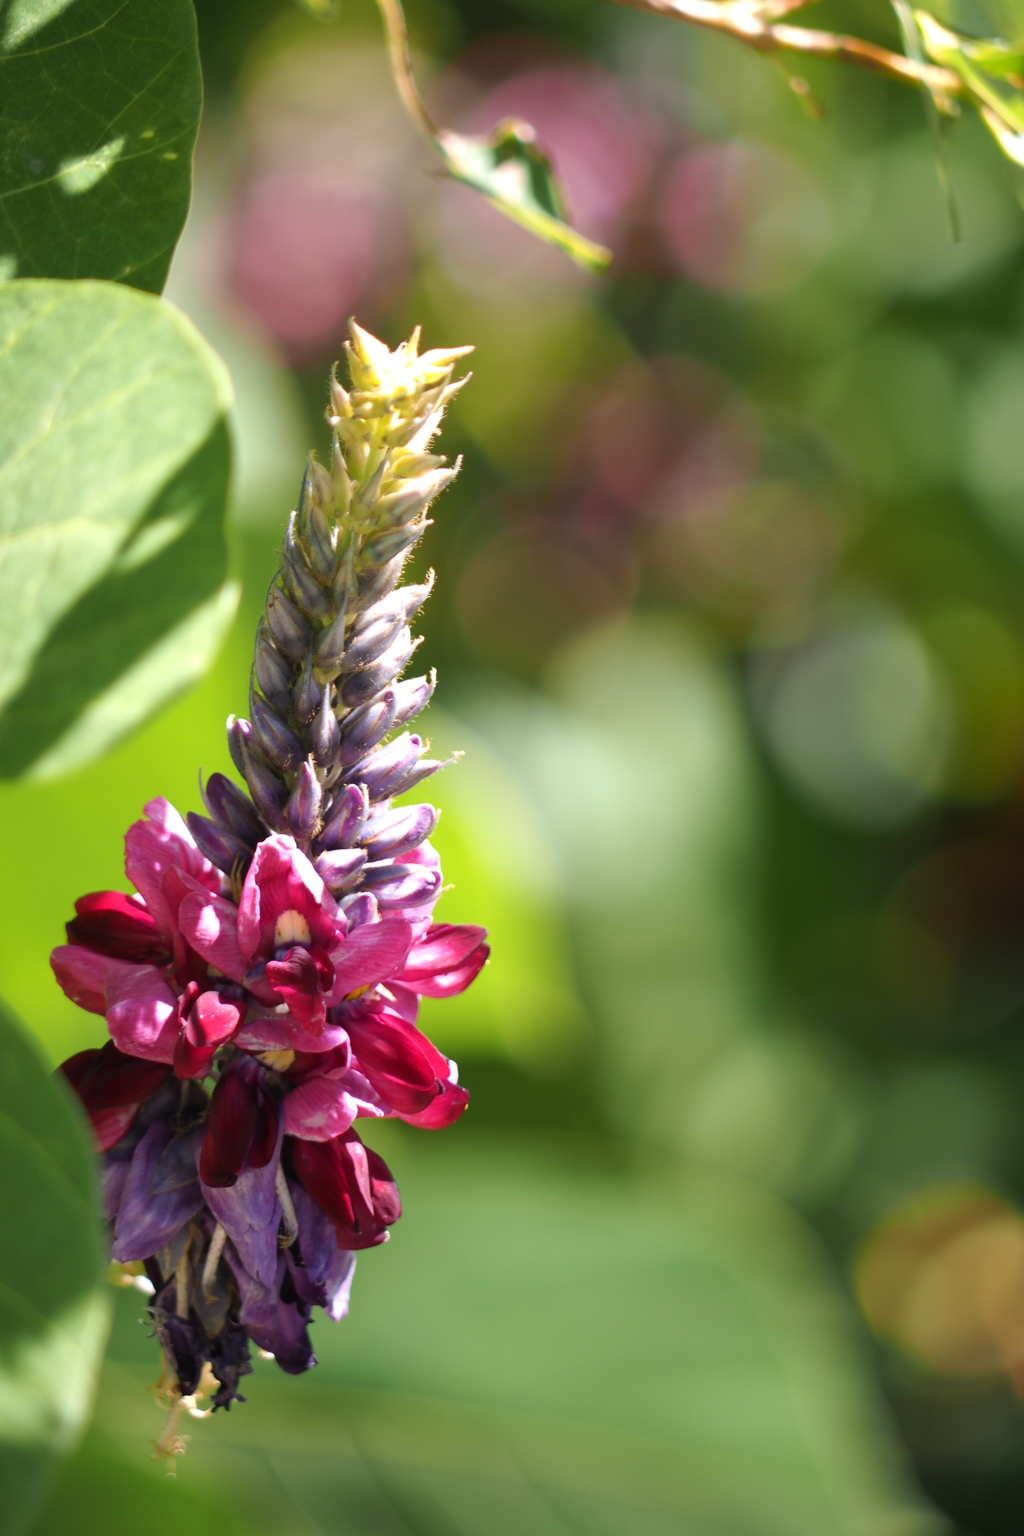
top-left (438, 119), bottom-right (612, 275)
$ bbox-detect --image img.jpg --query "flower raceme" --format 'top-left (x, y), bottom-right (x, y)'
top-left (53, 325), bottom-right (487, 1439)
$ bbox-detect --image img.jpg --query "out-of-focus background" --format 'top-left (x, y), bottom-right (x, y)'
top-left (11, 0), bottom-right (1024, 1529)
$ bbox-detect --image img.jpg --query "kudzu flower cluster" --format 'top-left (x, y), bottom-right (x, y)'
top-left (53, 325), bottom-right (487, 1448)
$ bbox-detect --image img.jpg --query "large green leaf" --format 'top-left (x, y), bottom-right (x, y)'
top-left (0, 996), bottom-right (109, 1536)
top-left (0, 0), bottom-right (201, 292)
top-left (91, 1136), bottom-right (940, 1535)
top-left (0, 279), bottom-right (237, 780)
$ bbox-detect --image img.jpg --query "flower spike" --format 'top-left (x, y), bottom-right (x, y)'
top-left (52, 325), bottom-right (488, 1443)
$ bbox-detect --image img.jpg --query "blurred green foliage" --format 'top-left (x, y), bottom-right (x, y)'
top-left (11, 0), bottom-right (1024, 1529)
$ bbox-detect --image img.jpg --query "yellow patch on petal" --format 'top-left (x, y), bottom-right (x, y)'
top-left (257, 1050), bottom-right (296, 1072)
top-left (274, 909), bottom-right (311, 946)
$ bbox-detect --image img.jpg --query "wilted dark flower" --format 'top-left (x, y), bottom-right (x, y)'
top-left (54, 325), bottom-right (487, 1455)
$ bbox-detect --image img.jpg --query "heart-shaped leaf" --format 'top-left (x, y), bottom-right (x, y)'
top-left (437, 119), bottom-right (613, 274)
top-left (0, 0), bottom-right (202, 292)
top-left (0, 279), bottom-right (237, 780)
top-left (0, 996), bottom-right (109, 1536)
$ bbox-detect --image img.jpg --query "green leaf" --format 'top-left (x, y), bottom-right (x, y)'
top-left (0, 995), bottom-right (109, 1536)
top-left (93, 1138), bottom-right (939, 1535)
top-left (0, 279), bottom-right (237, 781)
top-left (0, 0), bottom-right (202, 292)
top-left (917, 9), bottom-right (1024, 155)
top-left (437, 120), bottom-right (613, 275)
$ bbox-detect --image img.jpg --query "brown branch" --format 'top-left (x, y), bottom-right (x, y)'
top-left (608, 0), bottom-right (964, 99)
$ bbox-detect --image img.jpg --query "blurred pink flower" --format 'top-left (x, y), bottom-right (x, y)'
top-left (658, 141), bottom-right (832, 296)
top-left (227, 178), bottom-right (388, 361)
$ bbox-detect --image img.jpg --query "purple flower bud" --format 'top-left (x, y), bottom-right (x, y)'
top-left (390, 672), bottom-right (435, 730)
top-left (360, 861), bottom-right (443, 909)
top-left (202, 772), bottom-right (263, 845)
top-left (341, 606), bottom-right (405, 673)
top-left (361, 802), bottom-right (439, 861)
top-left (338, 690), bottom-right (396, 766)
top-left (340, 890), bottom-right (379, 927)
top-left (283, 759), bottom-right (323, 840)
top-left (254, 625), bottom-right (292, 714)
top-left (317, 783), bottom-right (367, 850)
top-left (266, 586), bottom-right (311, 662)
top-left (310, 685), bottom-right (341, 767)
top-left (313, 602), bottom-right (350, 673)
top-left (292, 654), bottom-right (320, 725)
top-left (386, 756), bottom-right (449, 800)
top-left (227, 714), bottom-right (253, 777)
top-left (347, 732), bottom-right (424, 800)
top-left (340, 631), bottom-right (420, 708)
top-left (187, 812), bottom-right (252, 876)
top-left (241, 743), bottom-right (288, 832)
top-left (313, 847), bottom-right (367, 893)
top-left (250, 692), bottom-right (303, 774)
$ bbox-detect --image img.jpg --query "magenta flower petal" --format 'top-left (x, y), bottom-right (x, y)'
top-left (66, 891), bottom-right (169, 965)
top-left (104, 963), bottom-right (180, 1063)
top-left (173, 989), bottom-right (242, 1079)
top-left (347, 1007), bottom-right (449, 1116)
top-left (400, 1081), bottom-right (470, 1129)
top-left (396, 923), bottom-right (490, 997)
top-left (50, 943), bottom-right (123, 1015)
top-left (178, 889), bottom-right (247, 981)
top-left (235, 1015), bottom-right (350, 1055)
top-left (124, 797), bottom-right (220, 943)
top-left (238, 835), bottom-right (340, 965)
top-left (326, 916), bottom-right (413, 1003)
top-left (291, 1129), bottom-right (401, 1250)
top-left (283, 1076), bottom-right (359, 1140)
top-left (265, 944), bottom-right (333, 1034)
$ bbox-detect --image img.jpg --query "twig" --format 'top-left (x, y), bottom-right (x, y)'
top-left (373, 0), bottom-right (439, 141)
top-left (606, 0), bottom-right (964, 100)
